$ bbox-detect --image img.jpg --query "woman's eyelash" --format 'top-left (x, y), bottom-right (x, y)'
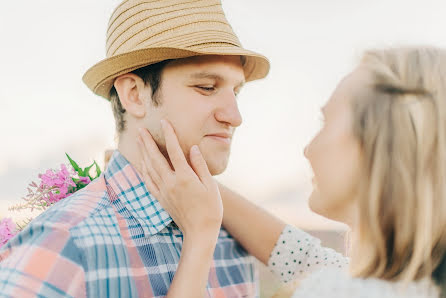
top-left (319, 113), bottom-right (325, 124)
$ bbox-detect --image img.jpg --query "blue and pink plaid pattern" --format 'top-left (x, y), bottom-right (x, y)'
top-left (0, 150), bottom-right (258, 297)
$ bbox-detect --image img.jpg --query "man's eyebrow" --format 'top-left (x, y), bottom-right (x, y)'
top-left (189, 72), bottom-right (245, 87)
top-left (189, 72), bottom-right (223, 81)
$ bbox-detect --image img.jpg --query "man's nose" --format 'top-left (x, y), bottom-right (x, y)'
top-left (214, 90), bottom-right (243, 127)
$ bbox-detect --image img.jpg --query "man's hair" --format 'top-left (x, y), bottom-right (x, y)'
top-left (109, 60), bottom-right (170, 133)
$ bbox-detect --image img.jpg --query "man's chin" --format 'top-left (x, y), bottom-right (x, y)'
top-left (206, 159), bottom-right (229, 176)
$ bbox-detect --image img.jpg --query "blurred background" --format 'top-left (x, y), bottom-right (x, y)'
top-left (1, 0), bottom-right (446, 296)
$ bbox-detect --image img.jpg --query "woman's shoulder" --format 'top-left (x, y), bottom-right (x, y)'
top-left (291, 269), bottom-right (440, 298)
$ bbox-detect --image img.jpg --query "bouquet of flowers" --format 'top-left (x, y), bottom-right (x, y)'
top-left (0, 154), bottom-right (102, 248)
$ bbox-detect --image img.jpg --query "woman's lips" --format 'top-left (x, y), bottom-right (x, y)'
top-left (312, 177), bottom-right (318, 189)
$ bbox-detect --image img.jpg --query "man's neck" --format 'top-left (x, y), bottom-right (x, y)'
top-left (117, 130), bottom-right (143, 174)
top-left (117, 129), bottom-right (173, 175)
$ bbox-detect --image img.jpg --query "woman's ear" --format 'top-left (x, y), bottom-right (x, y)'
top-left (114, 73), bottom-right (148, 118)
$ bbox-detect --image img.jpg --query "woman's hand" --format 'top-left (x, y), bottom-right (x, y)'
top-left (137, 119), bottom-right (222, 297)
top-left (137, 119), bottom-right (223, 238)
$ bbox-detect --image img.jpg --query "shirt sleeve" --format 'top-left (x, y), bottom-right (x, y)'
top-left (0, 222), bottom-right (86, 297)
top-left (267, 225), bottom-right (349, 283)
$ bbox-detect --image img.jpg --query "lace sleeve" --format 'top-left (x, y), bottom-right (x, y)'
top-left (267, 225), bottom-right (349, 283)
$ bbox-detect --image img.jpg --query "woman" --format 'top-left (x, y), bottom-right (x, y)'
top-left (137, 47), bottom-right (445, 297)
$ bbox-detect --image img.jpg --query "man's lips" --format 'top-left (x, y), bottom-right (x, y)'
top-left (205, 133), bottom-right (232, 144)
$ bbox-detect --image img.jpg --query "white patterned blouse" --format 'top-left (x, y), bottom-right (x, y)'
top-left (268, 225), bottom-right (440, 298)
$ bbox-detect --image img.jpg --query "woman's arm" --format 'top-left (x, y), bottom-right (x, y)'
top-left (218, 183), bottom-right (286, 265)
top-left (218, 185), bottom-right (349, 282)
top-left (138, 120), bottom-right (223, 297)
top-left (168, 231), bottom-right (220, 298)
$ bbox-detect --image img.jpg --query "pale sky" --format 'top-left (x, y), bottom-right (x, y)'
top-left (1, 0), bottom-right (446, 229)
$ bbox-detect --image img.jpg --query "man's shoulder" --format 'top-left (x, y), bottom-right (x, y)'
top-left (0, 178), bottom-right (113, 297)
top-left (20, 176), bottom-right (111, 237)
top-left (1, 176), bottom-right (117, 260)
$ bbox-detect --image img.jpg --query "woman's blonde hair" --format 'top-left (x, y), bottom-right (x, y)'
top-left (350, 47), bottom-right (446, 288)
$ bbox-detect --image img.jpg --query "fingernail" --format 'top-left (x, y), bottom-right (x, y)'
top-left (191, 145), bottom-right (200, 155)
top-left (138, 127), bottom-right (143, 134)
top-left (160, 119), bottom-right (167, 128)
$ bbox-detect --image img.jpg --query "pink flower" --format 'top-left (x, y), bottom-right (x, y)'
top-left (38, 164), bottom-right (77, 204)
top-left (0, 218), bottom-right (17, 247)
top-left (79, 176), bottom-right (91, 184)
top-left (8, 156), bottom-right (101, 233)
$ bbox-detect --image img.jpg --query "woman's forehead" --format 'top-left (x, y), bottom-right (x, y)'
top-left (325, 67), bottom-right (373, 112)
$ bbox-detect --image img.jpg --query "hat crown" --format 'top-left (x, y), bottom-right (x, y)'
top-left (106, 0), bottom-right (242, 57)
top-left (82, 0), bottom-right (269, 99)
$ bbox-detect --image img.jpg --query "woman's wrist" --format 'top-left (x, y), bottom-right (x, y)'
top-left (183, 227), bottom-right (220, 248)
top-left (182, 219), bottom-right (221, 239)
top-left (167, 226), bottom-right (219, 298)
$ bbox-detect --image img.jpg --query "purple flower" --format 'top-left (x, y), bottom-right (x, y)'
top-left (8, 156), bottom-right (101, 235)
top-left (38, 164), bottom-right (77, 204)
top-left (0, 218), bottom-right (17, 247)
top-left (78, 176), bottom-right (91, 184)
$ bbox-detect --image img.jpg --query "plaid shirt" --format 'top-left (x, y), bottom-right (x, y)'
top-left (0, 151), bottom-right (258, 297)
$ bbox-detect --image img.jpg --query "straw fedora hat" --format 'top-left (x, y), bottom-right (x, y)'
top-left (83, 0), bottom-right (270, 99)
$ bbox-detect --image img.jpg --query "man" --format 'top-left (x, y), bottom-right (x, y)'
top-left (0, 0), bottom-right (269, 297)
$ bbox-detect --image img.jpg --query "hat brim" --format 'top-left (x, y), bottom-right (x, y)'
top-left (82, 46), bottom-right (270, 100)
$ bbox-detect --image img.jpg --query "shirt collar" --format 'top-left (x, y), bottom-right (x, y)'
top-left (104, 150), bottom-right (172, 236)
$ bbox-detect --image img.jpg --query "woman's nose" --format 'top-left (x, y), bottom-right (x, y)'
top-left (304, 144), bottom-right (309, 159)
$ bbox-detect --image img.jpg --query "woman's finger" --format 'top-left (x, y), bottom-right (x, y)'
top-left (138, 127), bottom-right (173, 180)
top-left (161, 119), bottom-right (190, 173)
top-left (189, 145), bottom-right (213, 186)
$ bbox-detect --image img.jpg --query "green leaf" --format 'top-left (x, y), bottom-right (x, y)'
top-left (83, 162), bottom-right (95, 178)
top-left (94, 161), bottom-right (102, 178)
top-left (66, 153), bottom-right (83, 176)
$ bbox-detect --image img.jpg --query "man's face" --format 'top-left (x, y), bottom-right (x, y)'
top-left (142, 55), bottom-right (245, 175)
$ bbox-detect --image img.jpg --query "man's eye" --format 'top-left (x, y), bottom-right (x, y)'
top-left (197, 86), bottom-right (215, 92)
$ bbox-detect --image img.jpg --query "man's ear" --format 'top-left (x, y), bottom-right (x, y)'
top-left (114, 73), bottom-right (149, 118)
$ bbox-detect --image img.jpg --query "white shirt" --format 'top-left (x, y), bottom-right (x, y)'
top-left (268, 225), bottom-right (440, 298)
